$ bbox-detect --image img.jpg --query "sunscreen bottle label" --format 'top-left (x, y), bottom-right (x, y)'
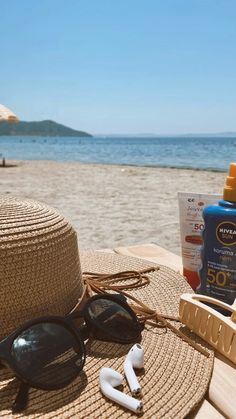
top-left (178, 192), bottom-right (221, 290)
top-left (199, 163), bottom-right (236, 305)
top-left (201, 217), bottom-right (236, 303)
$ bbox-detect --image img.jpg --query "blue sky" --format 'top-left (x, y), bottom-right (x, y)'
top-left (1, 0), bottom-right (236, 134)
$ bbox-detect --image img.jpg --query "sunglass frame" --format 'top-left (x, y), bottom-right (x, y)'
top-left (0, 294), bottom-right (143, 391)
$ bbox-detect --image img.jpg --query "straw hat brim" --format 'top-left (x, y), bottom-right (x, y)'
top-left (0, 251), bottom-right (214, 418)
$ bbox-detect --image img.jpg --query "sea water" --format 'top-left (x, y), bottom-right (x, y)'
top-left (0, 136), bottom-right (235, 171)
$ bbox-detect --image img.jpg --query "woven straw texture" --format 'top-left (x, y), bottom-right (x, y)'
top-left (0, 196), bottom-right (83, 339)
top-left (0, 251), bottom-right (214, 418)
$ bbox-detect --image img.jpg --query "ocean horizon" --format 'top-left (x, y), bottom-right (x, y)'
top-left (0, 135), bottom-right (235, 171)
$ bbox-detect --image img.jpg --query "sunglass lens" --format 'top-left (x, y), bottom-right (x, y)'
top-left (11, 322), bottom-right (84, 388)
top-left (87, 298), bottom-right (141, 342)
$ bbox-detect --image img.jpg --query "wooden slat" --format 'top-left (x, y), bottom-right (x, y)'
top-left (96, 248), bottom-right (115, 253)
top-left (209, 354), bottom-right (236, 419)
top-left (113, 243), bottom-right (236, 419)
top-left (188, 399), bottom-right (224, 419)
top-left (114, 243), bottom-right (182, 272)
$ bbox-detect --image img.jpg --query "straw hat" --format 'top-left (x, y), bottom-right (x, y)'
top-left (0, 196), bottom-right (84, 339)
top-left (0, 198), bottom-right (214, 418)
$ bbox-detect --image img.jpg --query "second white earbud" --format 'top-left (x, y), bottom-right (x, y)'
top-left (124, 344), bottom-right (144, 395)
top-left (99, 367), bottom-right (143, 414)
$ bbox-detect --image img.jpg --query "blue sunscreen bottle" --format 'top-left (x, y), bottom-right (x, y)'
top-left (198, 162), bottom-right (236, 305)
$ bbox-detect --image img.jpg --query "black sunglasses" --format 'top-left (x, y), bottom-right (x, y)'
top-left (0, 294), bottom-right (143, 412)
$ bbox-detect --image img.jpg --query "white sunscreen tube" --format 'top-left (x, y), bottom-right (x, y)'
top-left (178, 192), bottom-right (221, 290)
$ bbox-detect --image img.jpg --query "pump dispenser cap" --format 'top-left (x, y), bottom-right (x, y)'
top-left (223, 162), bottom-right (236, 202)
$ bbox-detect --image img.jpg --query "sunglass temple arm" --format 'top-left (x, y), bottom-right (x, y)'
top-left (12, 382), bottom-right (29, 413)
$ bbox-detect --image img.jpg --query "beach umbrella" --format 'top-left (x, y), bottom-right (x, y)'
top-left (0, 103), bottom-right (19, 122)
top-left (0, 104), bottom-right (19, 166)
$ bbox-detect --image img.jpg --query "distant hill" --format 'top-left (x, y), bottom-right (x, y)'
top-left (181, 132), bottom-right (236, 138)
top-left (0, 120), bottom-right (92, 137)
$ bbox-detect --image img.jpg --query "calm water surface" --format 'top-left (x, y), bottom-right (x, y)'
top-left (0, 136), bottom-right (235, 171)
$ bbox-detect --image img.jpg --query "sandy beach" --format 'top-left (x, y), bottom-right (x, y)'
top-left (0, 160), bottom-right (226, 255)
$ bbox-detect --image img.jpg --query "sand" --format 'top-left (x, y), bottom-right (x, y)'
top-left (0, 160), bottom-right (226, 255)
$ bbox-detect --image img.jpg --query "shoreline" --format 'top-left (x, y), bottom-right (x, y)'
top-left (0, 158), bottom-right (228, 173)
top-left (0, 160), bottom-right (225, 254)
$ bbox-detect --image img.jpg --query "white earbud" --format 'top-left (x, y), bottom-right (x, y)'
top-left (99, 367), bottom-right (143, 414)
top-left (124, 344), bottom-right (144, 395)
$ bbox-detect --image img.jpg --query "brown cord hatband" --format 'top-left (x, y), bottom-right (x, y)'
top-left (82, 268), bottom-right (210, 358)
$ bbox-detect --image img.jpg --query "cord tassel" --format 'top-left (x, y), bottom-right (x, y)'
top-left (82, 268), bottom-right (210, 358)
